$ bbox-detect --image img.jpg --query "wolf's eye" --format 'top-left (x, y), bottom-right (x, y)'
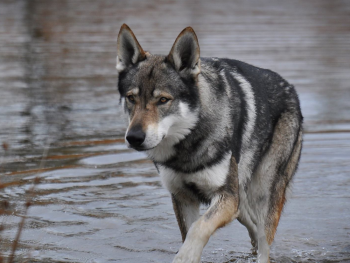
top-left (159, 97), bottom-right (169, 104)
top-left (127, 95), bottom-right (135, 102)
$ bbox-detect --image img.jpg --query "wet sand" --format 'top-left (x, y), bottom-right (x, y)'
top-left (0, 0), bottom-right (349, 262)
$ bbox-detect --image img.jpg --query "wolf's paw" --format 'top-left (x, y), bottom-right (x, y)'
top-left (172, 254), bottom-right (200, 263)
top-left (171, 244), bottom-right (201, 263)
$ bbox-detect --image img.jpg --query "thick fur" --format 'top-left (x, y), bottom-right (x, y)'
top-left (116, 24), bottom-right (303, 263)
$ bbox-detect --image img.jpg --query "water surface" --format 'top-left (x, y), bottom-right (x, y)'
top-left (0, 0), bottom-right (349, 262)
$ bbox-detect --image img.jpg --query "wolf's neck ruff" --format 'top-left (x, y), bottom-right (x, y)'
top-left (146, 102), bottom-right (199, 163)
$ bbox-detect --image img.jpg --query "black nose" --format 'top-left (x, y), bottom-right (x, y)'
top-left (126, 127), bottom-right (146, 147)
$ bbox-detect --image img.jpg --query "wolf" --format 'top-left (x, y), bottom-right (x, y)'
top-left (116, 24), bottom-right (303, 263)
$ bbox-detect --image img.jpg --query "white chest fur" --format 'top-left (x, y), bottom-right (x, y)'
top-left (158, 153), bottom-right (231, 197)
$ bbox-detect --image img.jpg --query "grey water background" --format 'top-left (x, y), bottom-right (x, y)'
top-left (0, 0), bottom-right (349, 262)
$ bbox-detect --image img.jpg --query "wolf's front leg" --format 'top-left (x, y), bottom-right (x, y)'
top-left (172, 194), bottom-right (239, 263)
top-left (172, 157), bottom-right (239, 263)
top-left (172, 194), bottom-right (200, 242)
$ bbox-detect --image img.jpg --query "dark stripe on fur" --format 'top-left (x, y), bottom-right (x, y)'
top-left (184, 182), bottom-right (212, 205)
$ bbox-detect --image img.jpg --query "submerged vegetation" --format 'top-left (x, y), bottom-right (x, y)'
top-left (0, 142), bottom-right (46, 262)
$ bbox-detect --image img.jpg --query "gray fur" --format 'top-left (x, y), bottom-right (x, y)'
top-left (117, 24), bottom-right (303, 263)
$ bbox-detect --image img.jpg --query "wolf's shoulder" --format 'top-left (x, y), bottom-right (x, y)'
top-left (201, 57), bottom-right (285, 82)
top-left (200, 57), bottom-right (301, 116)
top-left (202, 57), bottom-right (299, 99)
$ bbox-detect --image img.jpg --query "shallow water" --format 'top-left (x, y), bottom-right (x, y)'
top-left (0, 0), bottom-right (350, 262)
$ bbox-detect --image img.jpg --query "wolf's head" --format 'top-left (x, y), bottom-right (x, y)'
top-left (116, 24), bottom-right (201, 160)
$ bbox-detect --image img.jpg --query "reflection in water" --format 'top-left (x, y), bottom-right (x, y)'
top-left (1, 135), bottom-right (350, 262)
top-left (0, 0), bottom-right (349, 262)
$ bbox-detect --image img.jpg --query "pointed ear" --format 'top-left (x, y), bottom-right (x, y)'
top-left (167, 27), bottom-right (200, 77)
top-left (116, 24), bottom-right (146, 72)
